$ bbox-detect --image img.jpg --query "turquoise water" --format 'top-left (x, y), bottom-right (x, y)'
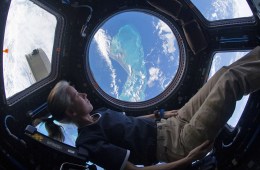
top-left (110, 25), bottom-right (147, 102)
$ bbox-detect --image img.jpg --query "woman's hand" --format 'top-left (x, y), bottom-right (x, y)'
top-left (164, 110), bottom-right (178, 119)
top-left (186, 140), bottom-right (214, 162)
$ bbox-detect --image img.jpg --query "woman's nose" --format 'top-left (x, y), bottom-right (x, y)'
top-left (79, 93), bottom-right (87, 98)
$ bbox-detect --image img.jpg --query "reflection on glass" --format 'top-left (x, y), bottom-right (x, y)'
top-left (190, 0), bottom-right (253, 21)
top-left (37, 121), bottom-right (77, 147)
top-left (208, 51), bottom-right (249, 127)
top-left (3, 0), bottom-right (56, 98)
top-left (89, 11), bottom-right (180, 102)
top-left (37, 121), bottom-right (103, 170)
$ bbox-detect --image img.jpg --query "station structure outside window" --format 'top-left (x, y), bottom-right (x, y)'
top-left (3, 0), bottom-right (57, 98)
top-left (208, 51), bottom-right (250, 128)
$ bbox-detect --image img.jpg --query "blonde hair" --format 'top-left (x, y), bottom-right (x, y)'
top-left (47, 80), bottom-right (71, 121)
top-left (44, 80), bottom-right (72, 142)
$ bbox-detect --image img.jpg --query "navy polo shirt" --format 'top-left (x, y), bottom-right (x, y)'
top-left (76, 108), bottom-right (157, 170)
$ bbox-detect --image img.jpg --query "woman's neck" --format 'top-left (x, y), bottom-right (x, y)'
top-left (76, 113), bottom-right (100, 128)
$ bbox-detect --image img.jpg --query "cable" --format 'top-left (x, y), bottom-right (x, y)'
top-left (60, 162), bottom-right (88, 170)
top-left (222, 126), bottom-right (241, 148)
top-left (4, 115), bottom-right (27, 147)
top-left (71, 3), bottom-right (93, 37)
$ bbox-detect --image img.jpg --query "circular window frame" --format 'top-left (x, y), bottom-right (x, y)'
top-left (85, 8), bottom-right (187, 110)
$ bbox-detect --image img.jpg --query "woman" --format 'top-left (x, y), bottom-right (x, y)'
top-left (44, 46), bottom-right (260, 170)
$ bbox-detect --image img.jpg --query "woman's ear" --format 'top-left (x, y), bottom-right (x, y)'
top-left (65, 106), bottom-right (76, 118)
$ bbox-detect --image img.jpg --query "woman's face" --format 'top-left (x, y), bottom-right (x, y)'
top-left (66, 85), bottom-right (93, 116)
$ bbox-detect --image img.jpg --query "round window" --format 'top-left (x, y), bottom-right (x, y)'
top-left (87, 10), bottom-right (186, 109)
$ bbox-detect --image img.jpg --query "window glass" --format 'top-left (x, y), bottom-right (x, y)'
top-left (88, 11), bottom-right (181, 102)
top-left (190, 0), bottom-right (253, 21)
top-left (3, 0), bottom-right (57, 98)
top-left (208, 51), bottom-right (250, 127)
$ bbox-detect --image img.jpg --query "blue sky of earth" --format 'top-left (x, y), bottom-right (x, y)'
top-left (2, 0), bottom-right (254, 169)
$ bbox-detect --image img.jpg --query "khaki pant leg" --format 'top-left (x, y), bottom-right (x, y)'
top-left (157, 46), bottom-right (260, 160)
top-left (178, 67), bottom-right (228, 122)
top-left (181, 60), bottom-right (260, 153)
top-left (229, 46), bottom-right (260, 67)
top-left (156, 117), bottom-right (186, 162)
top-left (178, 46), bottom-right (260, 122)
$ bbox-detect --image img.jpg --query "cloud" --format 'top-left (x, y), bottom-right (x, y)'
top-left (3, 0), bottom-right (56, 97)
top-left (228, 51), bottom-right (249, 65)
top-left (227, 95), bottom-right (249, 127)
top-left (208, 53), bottom-right (221, 79)
top-left (147, 67), bottom-right (170, 90)
top-left (155, 20), bottom-right (176, 55)
top-left (94, 29), bottom-right (111, 62)
top-left (121, 71), bottom-right (146, 102)
top-left (232, 0), bottom-right (252, 18)
top-left (210, 0), bottom-right (252, 20)
top-left (169, 55), bottom-right (174, 62)
top-left (94, 29), bottom-right (119, 97)
top-left (211, 0), bottom-right (229, 20)
top-left (147, 67), bottom-right (160, 87)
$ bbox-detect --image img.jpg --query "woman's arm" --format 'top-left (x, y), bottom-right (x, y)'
top-left (124, 140), bottom-right (213, 170)
top-left (137, 110), bottom-right (179, 119)
top-left (124, 157), bottom-right (192, 170)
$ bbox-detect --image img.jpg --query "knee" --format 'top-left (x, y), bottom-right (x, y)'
top-left (220, 68), bottom-right (245, 86)
top-left (218, 69), bottom-right (245, 100)
top-left (217, 69), bottom-right (237, 87)
top-left (181, 124), bottom-right (209, 154)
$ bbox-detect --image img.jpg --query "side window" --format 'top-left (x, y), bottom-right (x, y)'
top-left (208, 51), bottom-right (250, 128)
top-left (3, 0), bottom-right (57, 98)
top-left (190, 0), bottom-right (253, 21)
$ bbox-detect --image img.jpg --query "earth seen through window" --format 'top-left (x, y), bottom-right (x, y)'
top-left (88, 11), bottom-right (181, 102)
